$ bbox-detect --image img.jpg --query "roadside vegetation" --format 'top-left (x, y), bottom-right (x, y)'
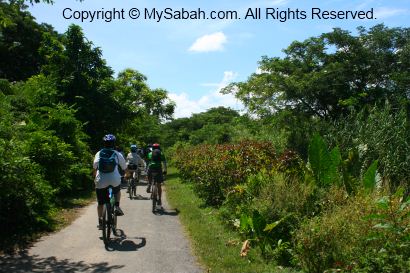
top-left (1, 1), bottom-right (409, 272)
top-left (164, 24), bottom-right (410, 272)
top-left (166, 167), bottom-right (299, 273)
top-left (0, 1), bottom-right (174, 252)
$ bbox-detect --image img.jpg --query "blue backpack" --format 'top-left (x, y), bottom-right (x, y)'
top-left (98, 148), bottom-right (118, 173)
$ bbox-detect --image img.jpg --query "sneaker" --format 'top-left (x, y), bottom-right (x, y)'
top-left (114, 206), bottom-right (124, 216)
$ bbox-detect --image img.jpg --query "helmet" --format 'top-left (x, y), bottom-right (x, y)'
top-left (152, 143), bottom-right (160, 149)
top-left (130, 144), bottom-right (138, 153)
top-left (103, 134), bottom-right (116, 142)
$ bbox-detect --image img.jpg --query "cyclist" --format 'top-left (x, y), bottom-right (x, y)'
top-left (126, 144), bottom-right (144, 191)
top-left (93, 134), bottom-right (127, 229)
top-left (146, 143), bottom-right (167, 207)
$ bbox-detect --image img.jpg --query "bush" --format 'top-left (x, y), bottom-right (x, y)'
top-left (173, 140), bottom-right (277, 206)
top-left (0, 138), bottom-right (54, 249)
top-left (294, 188), bottom-right (410, 272)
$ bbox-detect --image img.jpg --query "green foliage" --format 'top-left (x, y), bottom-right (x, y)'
top-left (174, 140), bottom-right (277, 206)
top-left (115, 68), bottom-right (175, 121)
top-left (0, 101), bottom-right (55, 249)
top-left (162, 106), bottom-right (239, 147)
top-left (358, 190), bottom-right (410, 272)
top-left (327, 102), bottom-right (410, 188)
top-left (308, 134), bottom-right (341, 187)
top-left (295, 188), bottom-right (410, 273)
top-left (0, 1), bottom-right (57, 80)
top-left (0, 2), bottom-right (175, 251)
top-left (224, 24), bottom-right (410, 119)
top-left (239, 210), bottom-right (293, 262)
top-left (363, 160), bottom-right (378, 191)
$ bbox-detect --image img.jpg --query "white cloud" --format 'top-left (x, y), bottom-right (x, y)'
top-left (169, 71), bottom-right (244, 118)
top-left (188, 32), bottom-right (227, 52)
top-left (374, 7), bottom-right (408, 19)
top-left (168, 93), bottom-right (203, 118)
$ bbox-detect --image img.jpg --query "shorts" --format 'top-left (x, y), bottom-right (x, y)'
top-left (148, 168), bottom-right (164, 184)
top-left (127, 164), bottom-right (138, 171)
top-left (96, 185), bottom-right (121, 205)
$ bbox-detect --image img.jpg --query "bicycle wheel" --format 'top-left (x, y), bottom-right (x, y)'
top-left (132, 177), bottom-right (137, 197)
top-left (111, 209), bottom-right (117, 236)
top-left (152, 183), bottom-right (158, 213)
top-left (128, 177), bottom-right (133, 199)
top-left (102, 204), bottom-right (110, 245)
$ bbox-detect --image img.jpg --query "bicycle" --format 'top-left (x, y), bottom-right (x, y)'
top-left (150, 171), bottom-right (163, 213)
top-left (102, 186), bottom-right (117, 245)
top-left (127, 172), bottom-right (137, 199)
top-left (127, 165), bottom-right (139, 199)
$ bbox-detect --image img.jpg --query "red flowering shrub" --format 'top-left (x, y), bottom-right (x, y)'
top-left (173, 140), bottom-right (277, 206)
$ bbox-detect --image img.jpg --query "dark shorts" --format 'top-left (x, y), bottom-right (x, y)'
top-left (148, 168), bottom-right (164, 184)
top-left (96, 185), bottom-right (121, 205)
top-left (127, 164), bottom-right (138, 171)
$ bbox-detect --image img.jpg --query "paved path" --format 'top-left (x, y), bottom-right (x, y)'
top-left (0, 179), bottom-right (203, 273)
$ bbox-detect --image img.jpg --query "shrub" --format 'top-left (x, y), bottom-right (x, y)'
top-left (294, 188), bottom-right (410, 272)
top-left (174, 140), bottom-right (277, 206)
top-left (0, 138), bottom-right (54, 249)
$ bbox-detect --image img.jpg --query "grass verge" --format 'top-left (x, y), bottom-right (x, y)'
top-left (51, 189), bottom-right (96, 230)
top-left (165, 167), bottom-right (297, 273)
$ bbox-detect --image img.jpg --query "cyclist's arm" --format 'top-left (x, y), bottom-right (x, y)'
top-left (92, 152), bottom-right (99, 178)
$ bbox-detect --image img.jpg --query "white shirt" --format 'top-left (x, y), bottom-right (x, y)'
top-left (126, 152), bottom-right (142, 165)
top-left (93, 150), bottom-right (127, 189)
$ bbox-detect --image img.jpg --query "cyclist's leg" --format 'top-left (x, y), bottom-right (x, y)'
top-left (147, 168), bottom-right (152, 192)
top-left (156, 171), bottom-right (164, 206)
top-left (112, 184), bottom-right (124, 216)
top-left (96, 187), bottom-right (108, 228)
top-left (152, 170), bottom-right (163, 206)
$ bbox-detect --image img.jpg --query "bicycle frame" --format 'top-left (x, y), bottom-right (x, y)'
top-left (127, 172), bottom-right (136, 199)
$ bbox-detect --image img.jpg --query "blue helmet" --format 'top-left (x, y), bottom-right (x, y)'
top-left (130, 144), bottom-right (138, 153)
top-left (103, 134), bottom-right (116, 142)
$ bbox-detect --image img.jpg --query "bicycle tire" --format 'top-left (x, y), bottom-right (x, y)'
top-left (111, 209), bottom-right (117, 236)
top-left (132, 175), bottom-right (137, 197)
top-left (128, 177), bottom-right (133, 199)
top-left (152, 183), bottom-right (158, 213)
top-left (102, 204), bottom-right (110, 245)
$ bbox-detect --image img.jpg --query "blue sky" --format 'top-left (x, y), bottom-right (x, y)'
top-left (28, 0), bottom-right (409, 118)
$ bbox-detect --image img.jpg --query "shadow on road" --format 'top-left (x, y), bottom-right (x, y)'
top-left (155, 208), bottom-right (180, 216)
top-left (0, 251), bottom-right (124, 272)
top-left (137, 180), bottom-right (148, 186)
top-left (129, 194), bottom-right (150, 201)
top-left (105, 229), bottom-right (146, 252)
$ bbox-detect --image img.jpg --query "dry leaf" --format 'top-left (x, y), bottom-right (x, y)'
top-left (240, 239), bottom-right (250, 257)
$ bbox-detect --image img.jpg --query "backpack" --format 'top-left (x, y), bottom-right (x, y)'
top-left (98, 148), bottom-right (118, 173)
top-left (151, 149), bottom-right (162, 162)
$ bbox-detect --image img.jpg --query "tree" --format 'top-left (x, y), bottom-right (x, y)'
top-left (223, 24), bottom-right (410, 120)
top-left (40, 24), bottom-right (129, 147)
top-left (115, 68), bottom-right (175, 121)
top-left (0, 0), bottom-right (57, 80)
top-left (161, 107), bottom-right (239, 147)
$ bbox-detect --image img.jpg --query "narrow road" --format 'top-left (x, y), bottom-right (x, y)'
top-left (0, 179), bottom-right (203, 273)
